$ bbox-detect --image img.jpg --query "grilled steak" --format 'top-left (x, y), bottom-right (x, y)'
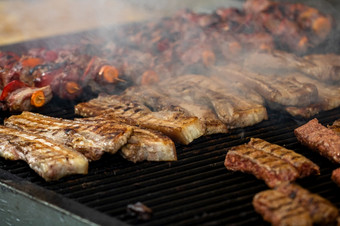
top-left (252, 189), bottom-right (313, 226)
top-left (331, 168), bottom-right (340, 187)
top-left (75, 94), bottom-right (205, 145)
top-left (160, 75), bottom-right (268, 129)
top-left (5, 111), bottom-right (133, 161)
top-left (122, 86), bottom-right (228, 135)
top-left (248, 138), bottom-right (320, 178)
top-left (294, 118), bottom-right (340, 163)
top-left (0, 125), bottom-right (88, 181)
top-left (213, 65), bottom-right (318, 108)
top-left (76, 116), bottom-right (177, 163)
top-left (224, 144), bottom-right (299, 188)
top-left (275, 182), bottom-right (339, 225)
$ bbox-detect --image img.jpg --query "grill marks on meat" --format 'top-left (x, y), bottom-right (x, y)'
top-left (275, 183), bottom-right (339, 225)
top-left (294, 118), bottom-right (340, 163)
top-left (0, 125), bottom-right (88, 181)
top-left (75, 95), bottom-right (205, 145)
top-left (252, 189), bottom-right (313, 226)
top-left (224, 144), bottom-right (299, 188)
top-left (122, 86), bottom-right (228, 135)
top-left (76, 117), bottom-right (177, 163)
top-left (248, 138), bottom-right (320, 178)
top-left (159, 75), bottom-right (268, 129)
top-left (5, 112), bottom-right (133, 161)
top-left (213, 65), bottom-right (318, 108)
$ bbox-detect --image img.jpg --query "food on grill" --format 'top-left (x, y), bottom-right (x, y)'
top-left (75, 94), bottom-right (205, 145)
top-left (275, 182), bottom-right (339, 225)
top-left (76, 117), bottom-right (177, 163)
top-left (159, 75), bottom-right (268, 129)
top-left (122, 85), bottom-right (228, 135)
top-left (0, 125), bottom-right (88, 181)
top-left (224, 143), bottom-right (299, 188)
top-left (126, 202), bottom-right (153, 221)
top-left (252, 189), bottom-right (313, 226)
top-left (4, 112), bottom-right (133, 161)
top-left (328, 118), bottom-right (340, 136)
top-left (213, 65), bottom-right (318, 108)
top-left (248, 138), bottom-right (320, 178)
top-left (331, 168), bottom-right (340, 187)
top-left (294, 118), bottom-right (340, 163)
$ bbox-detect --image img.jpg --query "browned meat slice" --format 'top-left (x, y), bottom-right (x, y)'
top-left (76, 115), bottom-right (177, 163)
top-left (213, 65), bottom-right (318, 108)
top-left (224, 144), bottom-right (299, 188)
top-left (248, 138), bottom-right (319, 178)
top-left (294, 118), bottom-right (340, 163)
top-left (275, 182), bottom-right (339, 225)
top-left (160, 75), bottom-right (268, 129)
top-left (5, 111), bottom-right (133, 161)
top-left (75, 95), bottom-right (205, 145)
top-left (252, 189), bottom-right (313, 226)
top-left (122, 86), bottom-right (228, 135)
top-left (286, 73), bottom-right (340, 118)
top-left (0, 125), bottom-right (88, 181)
top-left (331, 168), bottom-right (340, 187)
top-left (328, 119), bottom-right (340, 136)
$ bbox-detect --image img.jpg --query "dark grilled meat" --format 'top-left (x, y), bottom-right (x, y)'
top-left (294, 118), bottom-right (340, 163)
top-left (75, 94), bottom-right (205, 145)
top-left (0, 125), bottom-right (88, 181)
top-left (252, 189), bottom-right (313, 226)
top-left (331, 168), bottom-right (340, 187)
top-left (275, 182), bottom-right (339, 225)
top-left (248, 138), bottom-right (320, 178)
top-left (224, 144), bottom-right (299, 188)
top-left (5, 111), bottom-right (133, 161)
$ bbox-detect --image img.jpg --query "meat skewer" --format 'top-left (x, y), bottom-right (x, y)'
top-left (0, 125), bottom-right (88, 181)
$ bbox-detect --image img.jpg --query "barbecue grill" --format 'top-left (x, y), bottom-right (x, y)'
top-left (1, 1), bottom-right (340, 225)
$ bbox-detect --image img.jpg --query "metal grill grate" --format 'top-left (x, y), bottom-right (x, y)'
top-left (0, 103), bottom-right (340, 225)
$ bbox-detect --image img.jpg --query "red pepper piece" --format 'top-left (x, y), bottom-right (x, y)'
top-left (0, 80), bottom-right (28, 101)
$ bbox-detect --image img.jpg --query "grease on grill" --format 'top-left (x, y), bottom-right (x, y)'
top-left (126, 202), bottom-right (153, 221)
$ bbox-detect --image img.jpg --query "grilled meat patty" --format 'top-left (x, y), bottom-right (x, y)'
top-left (275, 182), bottom-right (339, 225)
top-left (5, 111), bottom-right (133, 161)
top-left (76, 117), bottom-right (177, 163)
top-left (0, 125), bottom-right (88, 181)
top-left (331, 168), bottom-right (340, 187)
top-left (248, 138), bottom-right (320, 178)
top-left (160, 75), bottom-right (268, 129)
top-left (252, 189), bottom-right (313, 226)
top-left (294, 118), bottom-right (340, 163)
top-left (122, 86), bottom-right (228, 135)
top-left (75, 94), bottom-right (205, 145)
top-left (224, 144), bottom-right (299, 188)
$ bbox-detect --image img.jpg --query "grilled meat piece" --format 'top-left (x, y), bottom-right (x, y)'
top-left (294, 118), bottom-right (340, 163)
top-left (286, 73), bottom-right (340, 118)
top-left (329, 119), bottom-right (340, 136)
top-left (252, 189), bottom-right (313, 226)
top-left (249, 138), bottom-right (320, 178)
top-left (76, 116), bottom-right (177, 163)
top-left (331, 168), bottom-right (340, 187)
top-left (75, 94), bottom-right (205, 145)
top-left (5, 111), bottom-right (133, 161)
top-left (213, 65), bottom-right (318, 108)
top-left (122, 86), bottom-right (228, 135)
top-left (224, 144), bottom-right (299, 188)
top-left (160, 75), bottom-right (268, 129)
top-left (0, 125), bottom-right (88, 181)
top-left (275, 182), bottom-right (339, 225)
